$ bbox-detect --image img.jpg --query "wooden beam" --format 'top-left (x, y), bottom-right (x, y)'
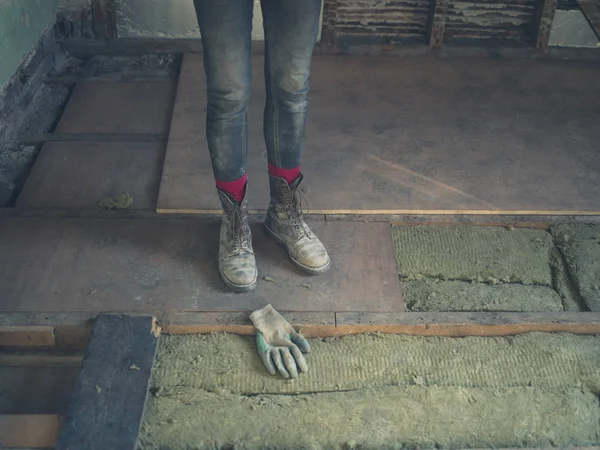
top-left (532, 0), bottom-right (559, 53)
top-left (91, 0), bottom-right (116, 40)
top-left (56, 315), bottom-right (159, 450)
top-left (0, 326), bottom-right (55, 347)
top-left (0, 414), bottom-right (61, 448)
top-left (429, 0), bottom-right (450, 49)
top-left (335, 312), bottom-right (600, 337)
top-left (0, 350), bottom-right (83, 367)
top-left (159, 311), bottom-right (600, 338)
top-left (2, 311), bottom-right (600, 340)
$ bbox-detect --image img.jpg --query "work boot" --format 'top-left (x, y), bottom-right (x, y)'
top-left (217, 188), bottom-right (258, 292)
top-left (265, 174), bottom-right (330, 274)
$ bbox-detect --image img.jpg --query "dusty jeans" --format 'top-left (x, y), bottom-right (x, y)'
top-left (193, 0), bottom-right (322, 182)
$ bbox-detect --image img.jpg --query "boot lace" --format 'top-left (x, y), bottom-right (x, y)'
top-left (230, 205), bottom-right (249, 251)
top-left (286, 188), bottom-right (311, 239)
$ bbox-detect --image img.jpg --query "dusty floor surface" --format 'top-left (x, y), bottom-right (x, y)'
top-left (139, 332), bottom-right (600, 449)
top-left (391, 226), bottom-right (577, 312)
top-left (552, 224), bottom-right (600, 311)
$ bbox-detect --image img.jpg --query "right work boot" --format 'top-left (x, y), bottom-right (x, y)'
top-left (217, 188), bottom-right (258, 292)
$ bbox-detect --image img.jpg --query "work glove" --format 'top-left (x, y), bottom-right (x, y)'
top-left (249, 304), bottom-right (311, 379)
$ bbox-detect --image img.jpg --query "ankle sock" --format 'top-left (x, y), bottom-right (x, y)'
top-left (216, 174), bottom-right (247, 204)
top-left (268, 164), bottom-right (300, 185)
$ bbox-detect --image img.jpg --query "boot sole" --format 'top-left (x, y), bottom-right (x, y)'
top-left (264, 224), bottom-right (331, 275)
top-left (218, 266), bottom-right (258, 293)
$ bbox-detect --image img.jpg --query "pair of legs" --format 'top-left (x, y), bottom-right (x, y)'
top-left (194, 0), bottom-right (322, 192)
top-left (194, 0), bottom-right (330, 292)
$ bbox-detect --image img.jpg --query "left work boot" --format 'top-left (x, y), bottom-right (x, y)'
top-left (265, 174), bottom-right (330, 274)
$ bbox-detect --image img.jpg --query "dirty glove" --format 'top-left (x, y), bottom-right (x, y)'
top-left (250, 304), bottom-right (310, 379)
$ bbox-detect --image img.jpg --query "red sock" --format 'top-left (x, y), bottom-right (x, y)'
top-left (216, 174), bottom-right (247, 204)
top-left (268, 164), bottom-right (300, 185)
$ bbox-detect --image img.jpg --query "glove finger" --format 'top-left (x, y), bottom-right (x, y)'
top-left (290, 330), bottom-right (311, 353)
top-left (280, 348), bottom-right (299, 378)
top-left (271, 348), bottom-right (290, 379)
top-left (261, 350), bottom-right (277, 376)
top-left (290, 344), bottom-right (308, 373)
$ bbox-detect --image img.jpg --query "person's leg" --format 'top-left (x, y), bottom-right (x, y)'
top-left (194, 0), bottom-right (257, 291)
top-left (261, 0), bottom-right (321, 181)
top-left (261, 0), bottom-right (330, 274)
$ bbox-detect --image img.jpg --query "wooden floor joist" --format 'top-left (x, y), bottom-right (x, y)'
top-left (2, 312), bottom-right (600, 339)
top-left (0, 326), bottom-right (55, 347)
top-left (160, 312), bottom-right (600, 338)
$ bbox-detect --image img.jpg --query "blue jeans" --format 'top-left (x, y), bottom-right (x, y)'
top-left (193, 0), bottom-right (322, 182)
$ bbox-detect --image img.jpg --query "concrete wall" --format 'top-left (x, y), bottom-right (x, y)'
top-left (0, 0), bottom-right (59, 92)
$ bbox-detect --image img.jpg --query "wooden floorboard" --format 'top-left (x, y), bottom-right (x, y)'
top-left (55, 81), bottom-right (176, 135)
top-left (158, 54), bottom-right (600, 214)
top-left (56, 315), bottom-right (158, 450)
top-left (0, 326), bottom-right (55, 347)
top-left (17, 141), bottom-right (165, 210)
top-left (0, 218), bottom-right (404, 313)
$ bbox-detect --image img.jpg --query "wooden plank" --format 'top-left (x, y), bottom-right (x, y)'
top-left (55, 81), bottom-right (176, 134)
top-left (91, 0), bottom-right (116, 40)
top-left (429, 0), bottom-right (450, 48)
top-left (17, 141), bottom-right (165, 210)
top-left (0, 218), bottom-right (404, 313)
top-left (0, 350), bottom-right (83, 367)
top-left (0, 326), bottom-right (55, 347)
top-left (158, 54), bottom-right (600, 214)
top-left (0, 414), bottom-right (61, 448)
top-left (160, 311), bottom-right (600, 337)
top-left (578, 0), bottom-right (600, 39)
top-left (162, 312), bottom-right (335, 337)
top-left (56, 315), bottom-right (158, 450)
top-left (0, 367), bottom-right (79, 414)
top-left (335, 312), bottom-right (600, 337)
top-left (532, 0), bottom-right (558, 52)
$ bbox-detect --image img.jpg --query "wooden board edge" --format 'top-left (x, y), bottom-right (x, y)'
top-left (3, 312), bottom-right (599, 340)
top-left (0, 326), bottom-right (55, 347)
top-left (161, 312), bottom-right (600, 337)
top-left (156, 208), bottom-right (600, 216)
top-left (0, 414), bottom-right (62, 448)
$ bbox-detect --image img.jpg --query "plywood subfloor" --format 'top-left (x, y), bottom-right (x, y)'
top-left (157, 54), bottom-right (600, 214)
top-left (56, 81), bottom-right (176, 134)
top-left (0, 217), bottom-right (403, 313)
top-left (17, 141), bottom-right (165, 210)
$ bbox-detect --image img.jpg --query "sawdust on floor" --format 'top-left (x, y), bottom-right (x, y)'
top-left (139, 332), bottom-right (600, 449)
top-left (552, 224), bottom-right (600, 311)
top-left (403, 279), bottom-right (563, 312)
